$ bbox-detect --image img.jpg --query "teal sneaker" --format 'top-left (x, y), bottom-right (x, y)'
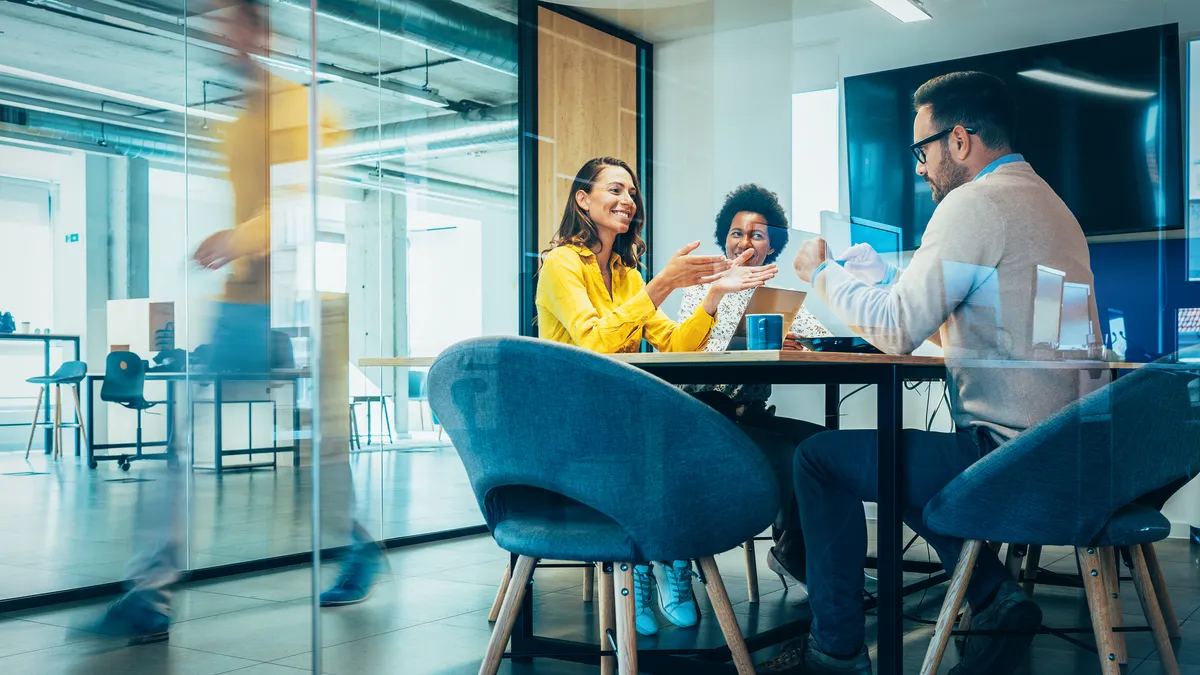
top-left (633, 564), bottom-right (659, 636)
top-left (654, 560), bottom-right (699, 628)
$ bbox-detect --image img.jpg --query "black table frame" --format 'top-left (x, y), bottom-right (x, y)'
top-left (0, 334), bottom-right (82, 455)
top-left (503, 359), bottom-right (946, 675)
top-left (85, 371), bottom-right (303, 472)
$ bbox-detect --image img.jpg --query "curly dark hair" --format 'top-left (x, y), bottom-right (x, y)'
top-left (713, 184), bottom-right (790, 265)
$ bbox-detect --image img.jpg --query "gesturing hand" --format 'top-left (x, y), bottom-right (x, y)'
top-left (709, 249), bottom-right (778, 295)
top-left (193, 230), bottom-right (237, 270)
top-left (793, 237), bottom-right (829, 284)
top-left (660, 241), bottom-right (732, 289)
top-left (838, 243), bottom-right (897, 286)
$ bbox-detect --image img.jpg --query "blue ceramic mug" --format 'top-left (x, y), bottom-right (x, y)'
top-left (746, 314), bottom-right (785, 350)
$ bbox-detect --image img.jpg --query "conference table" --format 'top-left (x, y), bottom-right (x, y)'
top-left (359, 350), bottom-right (1139, 675)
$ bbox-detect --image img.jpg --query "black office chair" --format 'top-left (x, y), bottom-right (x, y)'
top-left (100, 351), bottom-right (163, 471)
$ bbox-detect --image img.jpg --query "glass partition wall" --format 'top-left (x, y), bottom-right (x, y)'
top-left (0, 0), bottom-right (515, 629)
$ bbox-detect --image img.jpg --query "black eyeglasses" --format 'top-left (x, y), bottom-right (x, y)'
top-left (909, 126), bottom-right (977, 164)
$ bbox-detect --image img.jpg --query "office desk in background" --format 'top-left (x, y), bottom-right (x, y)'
top-left (0, 333), bottom-right (81, 455)
top-left (84, 370), bottom-right (306, 473)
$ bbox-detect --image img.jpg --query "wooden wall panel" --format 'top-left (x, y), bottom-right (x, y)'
top-left (537, 7), bottom-right (639, 256)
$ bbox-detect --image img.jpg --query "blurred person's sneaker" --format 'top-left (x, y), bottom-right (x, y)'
top-left (949, 580), bottom-right (1041, 675)
top-left (320, 541), bottom-right (384, 607)
top-left (633, 564), bottom-right (659, 636)
top-left (87, 597), bottom-right (170, 645)
top-left (756, 634), bottom-right (871, 674)
top-left (653, 560), bottom-right (699, 628)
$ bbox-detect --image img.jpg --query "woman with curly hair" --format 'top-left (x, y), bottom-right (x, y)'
top-left (678, 184), bottom-right (831, 603)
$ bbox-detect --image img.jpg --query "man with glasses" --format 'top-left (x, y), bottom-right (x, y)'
top-left (759, 71), bottom-right (1098, 674)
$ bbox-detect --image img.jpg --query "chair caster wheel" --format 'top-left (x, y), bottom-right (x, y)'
top-left (88, 460), bottom-right (98, 469)
top-left (121, 462), bottom-right (131, 472)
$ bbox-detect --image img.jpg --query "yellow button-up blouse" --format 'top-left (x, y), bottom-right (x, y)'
top-left (536, 244), bottom-right (715, 354)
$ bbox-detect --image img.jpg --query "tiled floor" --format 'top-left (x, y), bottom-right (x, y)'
top-left (2, 533), bottom-right (1199, 674)
top-left (0, 442), bottom-right (482, 601)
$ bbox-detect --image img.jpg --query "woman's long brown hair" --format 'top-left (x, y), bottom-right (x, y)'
top-left (543, 157), bottom-right (647, 270)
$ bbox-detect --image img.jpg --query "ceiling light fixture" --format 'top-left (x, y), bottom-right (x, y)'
top-left (1017, 69), bottom-right (1157, 100)
top-left (0, 63), bottom-right (238, 122)
top-left (250, 54), bottom-right (343, 83)
top-left (869, 0), bottom-right (932, 22)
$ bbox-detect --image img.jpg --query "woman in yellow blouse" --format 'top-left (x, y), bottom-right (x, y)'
top-left (537, 157), bottom-right (775, 354)
top-left (536, 156), bottom-right (776, 636)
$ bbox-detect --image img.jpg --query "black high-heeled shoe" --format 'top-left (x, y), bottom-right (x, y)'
top-left (767, 547), bottom-right (809, 601)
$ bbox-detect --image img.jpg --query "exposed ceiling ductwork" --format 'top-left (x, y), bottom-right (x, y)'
top-left (274, 0), bottom-right (518, 77)
top-left (0, 103), bottom-right (515, 201)
top-left (326, 102), bottom-right (518, 166)
top-left (0, 105), bottom-right (221, 163)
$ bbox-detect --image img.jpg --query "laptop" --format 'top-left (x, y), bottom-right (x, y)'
top-left (727, 287), bottom-right (807, 350)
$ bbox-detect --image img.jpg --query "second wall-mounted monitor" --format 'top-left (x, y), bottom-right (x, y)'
top-left (1058, 282), bottom-right (1093, 350)
top-left (1032, 265), bottom-right (1066, 347)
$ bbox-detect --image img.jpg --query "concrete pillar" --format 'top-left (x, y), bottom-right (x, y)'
top-left (481, 204), bottom-right (519, 336)
top-left (125, 158), bottom-right (150, 299)
top-left (345, 190), bottom-right (409, 436)
top-left (104, 156), bottom-right (150, 300)
top-left (84, 154), bottom-right (111, 443)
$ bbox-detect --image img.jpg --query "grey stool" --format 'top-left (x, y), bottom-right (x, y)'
top-left (920, 363), bottom-right (1200, 675)
top-left (24, 360), bottom-right (88, 460)
top-left (429, 337), bottom-right (779, 675)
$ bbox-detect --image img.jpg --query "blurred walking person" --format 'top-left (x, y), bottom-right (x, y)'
top-left (94, 0), bottom-right (381, 644)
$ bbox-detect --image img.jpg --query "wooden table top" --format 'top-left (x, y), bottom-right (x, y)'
top-left (359, 351), bottom-right (1150, 371)
top-left (361, 351), bottom-right (942, 369)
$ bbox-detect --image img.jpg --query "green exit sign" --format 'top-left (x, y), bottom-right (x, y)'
top-left (64, 233), bottom-right (79, 243)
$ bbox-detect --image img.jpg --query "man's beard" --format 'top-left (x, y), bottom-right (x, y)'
top-left (928, 155), bottom-right (971, 203)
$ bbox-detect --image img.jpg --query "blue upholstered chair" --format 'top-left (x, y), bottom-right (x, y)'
top-left (920, 363), bottom-right (1200, 675)
top-left (428, 337), bottom-right (779, 675)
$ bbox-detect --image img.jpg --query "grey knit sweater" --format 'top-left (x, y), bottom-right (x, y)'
top-left (815, 161), bottom-right (1100, 442)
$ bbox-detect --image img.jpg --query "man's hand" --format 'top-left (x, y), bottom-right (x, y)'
top-left (793, 237), bottom-right (829, 284)
top-left (193, 230), bottom-right (238, 270)
top-left (837, 243), bottom-right (897, 286)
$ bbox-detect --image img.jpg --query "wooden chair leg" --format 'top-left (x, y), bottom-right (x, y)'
top-left (71, 385), bottom-right (89, 449)
top-left (599, 563), bottom-right (616, 675)
top-left (1099, 547), bottom-right (1128, 665)
top-left (921, 540), bottom-right (982, 675)
top-left (24, 386), bottom-right (45, 459)
top-left (1143, 543), bottom-right (1181, 639)
top-left (53, 385), bottom-right (63, 460)
top-left (488, 562), bottom-right (511, 623)
top-left (697, 556), bottom-right (755, 675)
top-left (479, 555), bottom-right (536, 675)
top-left (1077, 547), bottom-right (1121, 675)
top-left (614, 563), bottom-right (640, 675)
top-left (1130, 544), bottom-right (1181, 675)
top-left (744, 540), bottom-right (760, 604)
top-left (1004, 543), bottom-right (1023, 582)
top-left (1023, 545), bottom-right (1042, 596)
top-left (584, 563), bottom-right (595, 602)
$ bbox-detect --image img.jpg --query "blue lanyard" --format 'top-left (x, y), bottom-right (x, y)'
top-left (974, 153), bottom-right (1024, 181)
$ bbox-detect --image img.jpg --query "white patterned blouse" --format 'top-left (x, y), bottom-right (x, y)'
top-left (676, 283), bottom-right (831, 404)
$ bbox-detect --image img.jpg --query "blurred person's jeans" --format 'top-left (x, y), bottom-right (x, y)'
top-left (795, 427), bottom-right (1010, 657)
top-left (124, 301), bottom-right (364, 615)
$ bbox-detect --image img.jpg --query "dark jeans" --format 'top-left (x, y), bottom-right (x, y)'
top-left (689, 391), bottom-right (822, 559)
top-left (794, 427), bottom-right (1010, 656)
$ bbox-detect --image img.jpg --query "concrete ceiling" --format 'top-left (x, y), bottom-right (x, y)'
top-left (0, 0), bottom-right (520, 189)
top-left (560, 0), bottom-right (871, 43)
